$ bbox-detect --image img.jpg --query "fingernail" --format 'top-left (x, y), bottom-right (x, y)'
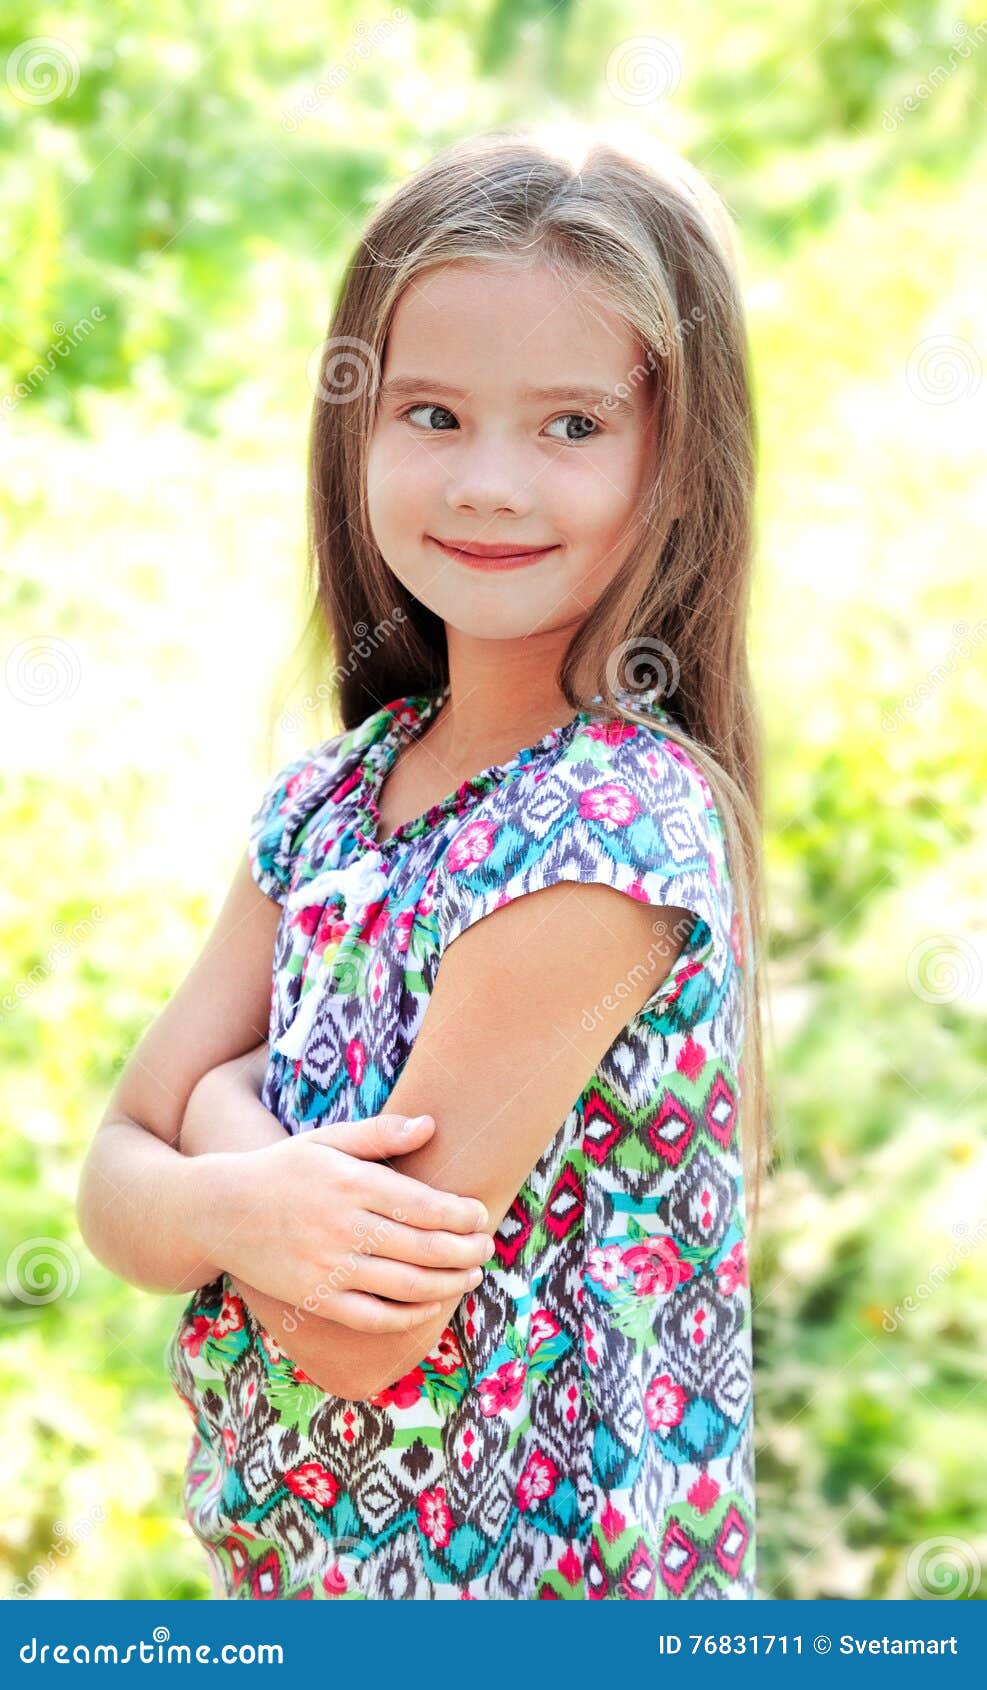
top-left (402, 1114), bottom-right (431, 1133)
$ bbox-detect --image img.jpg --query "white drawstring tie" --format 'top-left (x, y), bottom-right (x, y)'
top-left (273, 849), bottom-right (388, 1061)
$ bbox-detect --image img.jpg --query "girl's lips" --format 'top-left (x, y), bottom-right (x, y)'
top-left (428, 537), bottom-right (560, 571)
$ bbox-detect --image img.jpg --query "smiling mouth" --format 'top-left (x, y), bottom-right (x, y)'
top-left (428, 537), bottom-right (560, 570)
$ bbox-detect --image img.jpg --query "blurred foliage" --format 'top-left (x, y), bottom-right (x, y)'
top-left (1, 0), bottom-right (985, 1601)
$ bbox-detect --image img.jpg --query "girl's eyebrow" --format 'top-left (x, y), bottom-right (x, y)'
top-left (379, 375), bottom-right (635, 417)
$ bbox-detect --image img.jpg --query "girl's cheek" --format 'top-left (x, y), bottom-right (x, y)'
top-left (376, 436), bottom-right (432, 495)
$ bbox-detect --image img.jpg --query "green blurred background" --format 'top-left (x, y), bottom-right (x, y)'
top-left (2, 0), bottom-right (985, 1601)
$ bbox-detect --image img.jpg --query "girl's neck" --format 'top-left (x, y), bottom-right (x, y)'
top-left (433, 632), bottom-right (577, 766)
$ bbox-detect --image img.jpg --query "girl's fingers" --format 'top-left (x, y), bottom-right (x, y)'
top-left (358, 1212), bottom-right (495, 1271)
top-left (349, 1254), bottom-right (484, 1305)
top-left (304, 1120), bottom-right (487, 1233)
top-left (351, 1166), bottom-right (489, 1234)
top-left (326, 1291), bottom-right (446, 1334)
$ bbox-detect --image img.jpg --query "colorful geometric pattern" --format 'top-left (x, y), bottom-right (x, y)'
top-left (165, 684), bottom-right (756, 1598)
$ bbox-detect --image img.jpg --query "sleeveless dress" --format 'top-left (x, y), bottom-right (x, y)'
top-left (165, 682), bottom-right (756, 1600)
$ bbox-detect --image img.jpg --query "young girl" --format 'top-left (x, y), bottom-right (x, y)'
top-left (78, 122), bottom-right (767, 1601)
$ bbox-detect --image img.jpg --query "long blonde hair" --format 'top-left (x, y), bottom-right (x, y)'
top-left (297, 122), bottom-right (773, 1232)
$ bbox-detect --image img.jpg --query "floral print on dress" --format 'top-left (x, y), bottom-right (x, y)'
top-left (165, 685), bottom-right (756, 1599)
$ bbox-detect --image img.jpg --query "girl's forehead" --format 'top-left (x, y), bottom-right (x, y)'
top-left (393, 254), bottom-right (603, 317)
top-left (384, 260), bottom-right (644, 385)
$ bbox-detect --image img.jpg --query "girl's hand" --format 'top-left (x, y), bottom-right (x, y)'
top-left (200, 1113), bottom-right (496, 1331)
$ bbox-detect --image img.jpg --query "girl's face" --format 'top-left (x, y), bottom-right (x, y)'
top-left (366, 258), bottom-right (655, 642)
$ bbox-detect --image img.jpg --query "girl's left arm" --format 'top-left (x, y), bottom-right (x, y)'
top-left (236, 880), bottom-right (693, 1401)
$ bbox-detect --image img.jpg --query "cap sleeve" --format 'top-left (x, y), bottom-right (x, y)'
top-left (248, 729), bottom-right (355, 906)
top-left (432, 717), bottom-right (734, 1025)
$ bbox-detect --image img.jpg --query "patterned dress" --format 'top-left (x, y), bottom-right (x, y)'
top-left (165, 681), bottom-right (756, 1600)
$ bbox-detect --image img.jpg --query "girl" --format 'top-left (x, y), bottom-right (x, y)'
top-left (77, 122), bottom-right (767, 1601)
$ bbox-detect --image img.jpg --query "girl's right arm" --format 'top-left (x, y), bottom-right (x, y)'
top-left (179, 1042), bottom-right (285, 1156)
top-left (75, 854), bottom-right (286, 1295)
top-left (76, 855), bottom-right (492, 1314)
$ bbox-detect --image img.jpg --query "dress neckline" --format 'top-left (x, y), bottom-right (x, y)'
top-left (350, 680), bottom-right (675, 857)
top-left (353, 683), bottom-right (579, 855)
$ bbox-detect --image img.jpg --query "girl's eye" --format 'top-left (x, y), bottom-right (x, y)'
top-left (403, 402), bottom-right (458, 431)
top-left (400, 404), bottom-right (601, 442)
top-left (544, 412), bottom-right (600, 443)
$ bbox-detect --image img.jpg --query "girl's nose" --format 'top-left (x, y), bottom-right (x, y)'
top-left (443, 441), bottom-right (536, 519)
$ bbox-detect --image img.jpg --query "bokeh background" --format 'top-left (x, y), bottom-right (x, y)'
top-left (2, 0), bottom-right (985, 1601)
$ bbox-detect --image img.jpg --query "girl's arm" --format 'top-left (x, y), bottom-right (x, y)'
top-left (179, 1042), bottom-right (286, 1157)
top-left (178, 1041), bottom-right (499, 1341)
top-left (77, 858), bottom-right (490, 1321)
top-left (76, 1118), bottom-right (239, 1294)
top-left (76, 856), bottom-right (283, 1294)
top-left (235, 883), bottom-right (692, 1401)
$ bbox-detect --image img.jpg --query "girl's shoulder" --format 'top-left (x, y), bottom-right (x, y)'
top-left (482, 704), bottom-right (727, 871)
top-left (564, 707), bottom-right (724, 827)
top-left (432, 705), bottom-right (737, 996)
